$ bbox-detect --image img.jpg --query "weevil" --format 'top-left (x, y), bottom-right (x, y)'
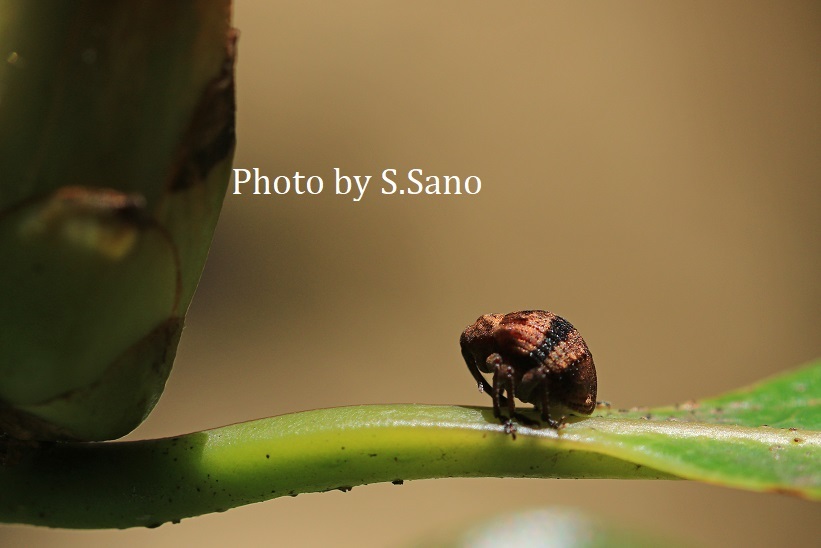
top-left (460, 310), bottom-right (597, 428)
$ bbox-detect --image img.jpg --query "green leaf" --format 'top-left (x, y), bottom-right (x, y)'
top-left (0, 0), bottom-right (235, 441)
top-left (0, 360), bottom-right (817, 529)
top-left (612, 359), bottom-right (820, 429)
top-left (588, 359), bottom-right (821, 496)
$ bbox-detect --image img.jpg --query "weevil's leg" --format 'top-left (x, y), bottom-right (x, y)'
top-left (491, 373), bottom-right (502, 418)
top-left (504, 420), bottom-right (517, 439)
top-left (488, 353), bottom-right (504, 419)
top-left (506, 371), bottom-right (516, 418)
top-left (539, 377), bottom-right (562, 429)
top-left (489, 353), bottom-right (517, 423)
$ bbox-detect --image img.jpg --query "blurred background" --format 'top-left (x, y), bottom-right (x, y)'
top-left (5, 0), bottom-right (819, 546)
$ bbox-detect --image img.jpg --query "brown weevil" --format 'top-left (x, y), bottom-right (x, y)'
top-left (460, 310), bottom-right (597, 428)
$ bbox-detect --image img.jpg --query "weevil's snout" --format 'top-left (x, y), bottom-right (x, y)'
top-left (460, 346), bottom-right (476, 369)
top-left (461, 314), bottom-right (504, 369)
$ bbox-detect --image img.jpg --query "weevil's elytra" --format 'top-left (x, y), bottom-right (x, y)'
top-left (460, 310), bottom-right (597, 428)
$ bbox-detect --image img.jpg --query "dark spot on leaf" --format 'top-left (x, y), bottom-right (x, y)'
top-left (392, 480), bottom-right (404, 485)
top-left (167, 31), bottom-right (237, 191)
top-left (368, 453), bottom-right (377, 457)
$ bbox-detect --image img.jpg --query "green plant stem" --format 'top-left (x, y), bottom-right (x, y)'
top-left (0, 404), bottom-right (674, 529)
